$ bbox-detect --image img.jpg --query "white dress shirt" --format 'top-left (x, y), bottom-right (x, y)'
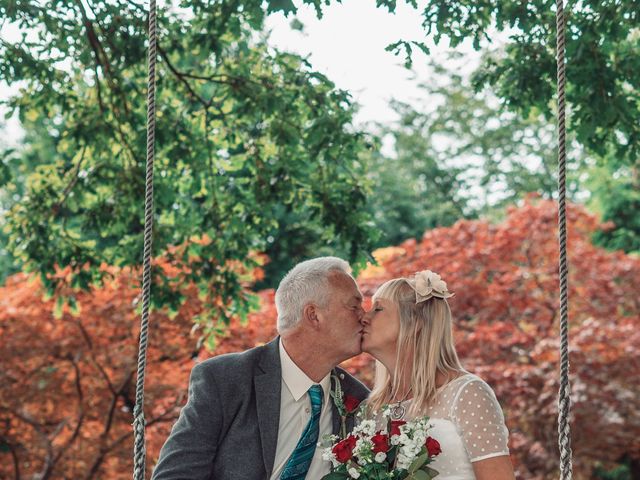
top-left (269, 340), bottom-right (332, 480)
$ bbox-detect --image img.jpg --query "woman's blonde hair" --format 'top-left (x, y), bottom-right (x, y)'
top-left (367, 277), bottom-right (464, 417)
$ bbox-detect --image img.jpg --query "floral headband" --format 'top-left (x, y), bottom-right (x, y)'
top-left (410, 270), bottom-right (454, 303)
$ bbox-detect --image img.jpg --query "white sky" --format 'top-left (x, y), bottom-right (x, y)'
top-left (265, 1), bottom-right (483, 127)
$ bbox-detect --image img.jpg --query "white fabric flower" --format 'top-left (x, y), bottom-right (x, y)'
top-left (413, 270), bottom-right (454, 302)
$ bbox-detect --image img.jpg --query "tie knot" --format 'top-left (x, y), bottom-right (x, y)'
top-left (308, 384), bottom-right (323, 413)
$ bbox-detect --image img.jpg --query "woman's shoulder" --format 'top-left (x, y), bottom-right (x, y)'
top-left (442, 372), bottom-right (498, 400)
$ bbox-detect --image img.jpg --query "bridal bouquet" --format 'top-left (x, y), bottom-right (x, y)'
top-left (320, 407), bottom-right (441, 480)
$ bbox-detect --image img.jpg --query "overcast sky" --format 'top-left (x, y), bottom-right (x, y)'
top-left (265, 1), bottom-right (483, 126)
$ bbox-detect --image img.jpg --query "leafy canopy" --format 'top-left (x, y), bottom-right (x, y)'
top-left (0, 0), bottom-right (377, 335)
top-left (2, 0), bottom-right (639, 327)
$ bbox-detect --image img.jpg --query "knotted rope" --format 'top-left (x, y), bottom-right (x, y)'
top-left (555, 1), bottom-right (573, 478)
top-left (133, 0), bottom-right (157, 477)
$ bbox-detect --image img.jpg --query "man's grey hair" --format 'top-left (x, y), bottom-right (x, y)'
top-left (275, 256), bottom-right (351, 333)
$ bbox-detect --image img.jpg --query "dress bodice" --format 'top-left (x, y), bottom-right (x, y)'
top-left (373, 373), bottom-right (510, 480)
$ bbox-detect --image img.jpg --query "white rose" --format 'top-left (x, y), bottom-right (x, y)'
top-left (374, 452), bottom-right (387, 463)
top-left (348, 467), bottom-right (361, 479)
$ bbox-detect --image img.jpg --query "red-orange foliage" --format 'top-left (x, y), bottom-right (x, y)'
top-left (0, 263), bottom-right (271, 480)
top-left (1, 198), bottom-right (638, 479)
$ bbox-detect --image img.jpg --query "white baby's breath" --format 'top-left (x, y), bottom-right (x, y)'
top-left (353, 419), bottom-right (376, 437)
top-left (321, 446), bottom-right (341, 469)
top-left (396, 452), bottom-right (411, 470)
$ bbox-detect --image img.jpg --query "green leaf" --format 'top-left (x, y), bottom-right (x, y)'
top-left (408, 470), bottom-right (429, 480)
top-left (321, 472), bottom-right (350, 480)
top-left (54, 296), bottom-right (65, 319)
top-left (421, 466), bottom-right (440, 479)
top-left (267, 0), bottom-right (296, 15)
top-left (408, 453), bottom-right (429, 474)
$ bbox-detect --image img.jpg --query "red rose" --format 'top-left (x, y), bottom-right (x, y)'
top-left (332, 435), bottom-right (357, 463)
top-left (371, 432), bottom-right (389, 454)
top-left (343, 395), bottom-right (361, 413)
top-left (425, 436), bottom-right (442, 457)
top-left (390, 420), bottom-right (406, 436)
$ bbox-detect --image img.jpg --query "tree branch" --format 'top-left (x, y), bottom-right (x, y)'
top-left (52, 144), bottom-right (87, 216)
top-left (156, 45), bottom-right (211, 108)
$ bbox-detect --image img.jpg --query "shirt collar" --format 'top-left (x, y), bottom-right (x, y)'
top-left (279, 339), bottom-right (331, 402)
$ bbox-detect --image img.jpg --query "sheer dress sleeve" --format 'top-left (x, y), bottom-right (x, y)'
top-left (450, 377), bottom-right (510, 462)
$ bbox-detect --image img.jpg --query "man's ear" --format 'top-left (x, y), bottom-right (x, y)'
top-left (302, 303), bottom-right (321, 329)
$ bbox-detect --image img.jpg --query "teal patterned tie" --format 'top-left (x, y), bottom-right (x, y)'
top-left (280, 384), bottom-right (324, 480)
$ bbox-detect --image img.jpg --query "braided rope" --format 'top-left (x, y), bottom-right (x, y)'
top-left (133, 0), bottom-right (157, 478)
top-left (555, 1), bottom-right (573, 479)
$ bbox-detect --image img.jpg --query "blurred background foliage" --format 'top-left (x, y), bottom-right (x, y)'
top-left (0, 0), bottom-right (639, 476)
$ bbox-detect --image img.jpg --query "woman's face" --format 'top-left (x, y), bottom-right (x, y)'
top-left (361, 296), bottom-right (401, 357)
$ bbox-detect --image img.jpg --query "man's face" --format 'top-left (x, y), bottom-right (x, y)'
top-left (317, 271), bottom-right (365, 360)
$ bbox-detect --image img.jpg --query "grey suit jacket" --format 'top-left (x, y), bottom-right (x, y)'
top-left (151, 337), bottom-right (370, 479)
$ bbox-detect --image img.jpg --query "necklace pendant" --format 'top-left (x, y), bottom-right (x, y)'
top-left (390, 403), bottom-right (406, 421)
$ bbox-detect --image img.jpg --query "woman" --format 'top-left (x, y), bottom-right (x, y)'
top-left (360, 270), bottom-right (515, 480)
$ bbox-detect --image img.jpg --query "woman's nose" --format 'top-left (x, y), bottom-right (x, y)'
top-left (361, 311), bottom-right (371, 325)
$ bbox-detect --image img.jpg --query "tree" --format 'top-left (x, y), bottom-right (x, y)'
top-left (0, 0), bottom-right (376, 334)
top-left (383, 0), bottom-right (639, 249)
top-left (365, 57), bottom-right (587, 248)
top-left (588, 154), bottom-right (640, 254)
top-left (0, 118), bottom-right (58, 283)
top-left (415, 60), bottom-right (588, 211)
top-left (364, 120), bottom-right (471, 248)
top-left (288, 0), bottom-right (640, 168)
top-left (2, 199), bottom-right (638, 479)
top-left (3, 0), bottom-right (639, 309)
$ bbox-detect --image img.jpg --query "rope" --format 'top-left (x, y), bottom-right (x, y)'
top-left (555, 1), bottom-right (573, 479)
top-left (133, 0), bottom-right (157, 477)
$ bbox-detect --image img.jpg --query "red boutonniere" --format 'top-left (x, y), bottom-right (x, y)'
top-left (330, 373), bottom-right (362, 437)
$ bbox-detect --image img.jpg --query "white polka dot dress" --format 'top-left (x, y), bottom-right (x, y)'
top-left (379, 373), bottom-right (510, 479)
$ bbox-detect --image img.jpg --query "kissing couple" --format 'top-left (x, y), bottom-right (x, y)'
top-left (152, 257), bottom-right (515, 480)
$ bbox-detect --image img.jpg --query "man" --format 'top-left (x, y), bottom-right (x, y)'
top-left (152, 256), bottom-right (369, 479)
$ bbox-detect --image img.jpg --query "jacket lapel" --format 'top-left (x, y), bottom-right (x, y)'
top-left (255, 338), bottom-right (282, 477)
